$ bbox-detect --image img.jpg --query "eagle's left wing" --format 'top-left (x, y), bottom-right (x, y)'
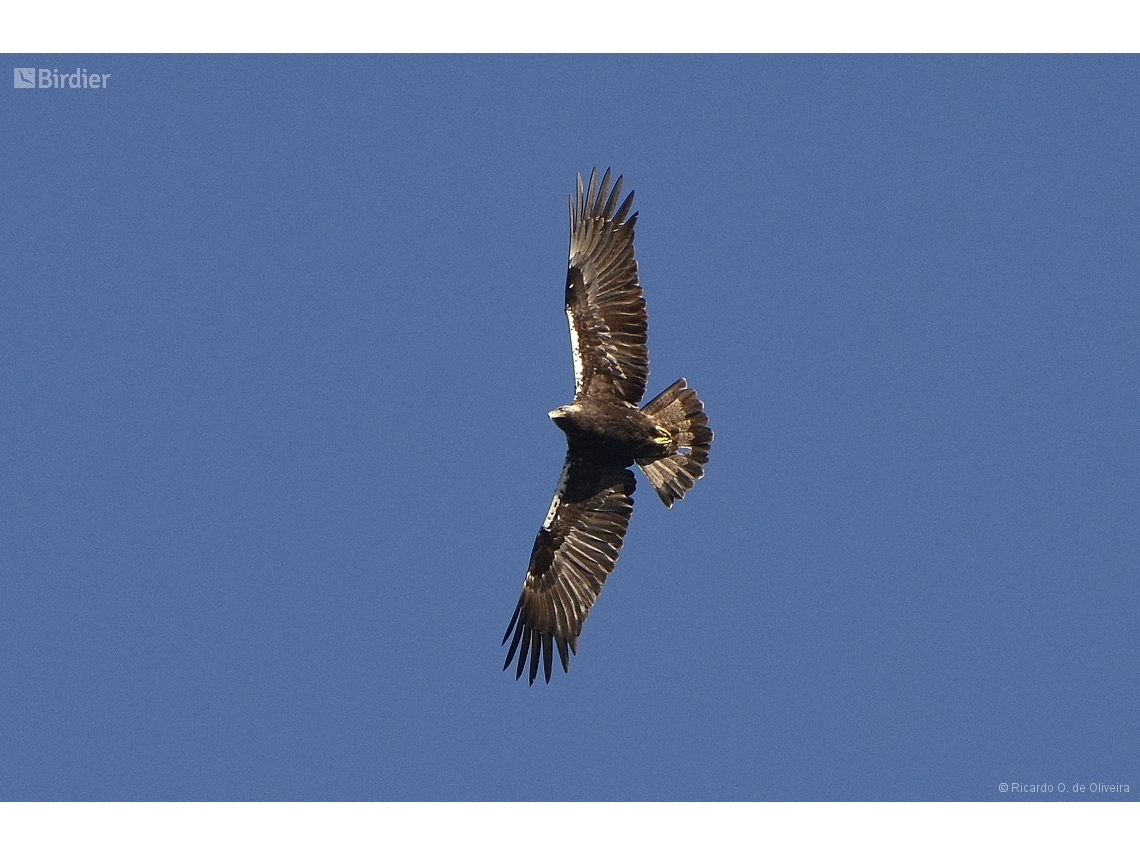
top-left (565, 168), bottom-right (649, 405)
top-left (503, 454), bottom-right (636, 684)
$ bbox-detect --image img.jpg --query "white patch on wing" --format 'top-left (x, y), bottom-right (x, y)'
top-left (543, 458), bottom-right (572, 530)
top-left (566, 306), bottom-right (584, 393)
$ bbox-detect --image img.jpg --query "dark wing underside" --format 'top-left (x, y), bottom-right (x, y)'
top-left (503, 454), bottom-right (636, 684)
top-left (566, 168), bottom-right (649, 406)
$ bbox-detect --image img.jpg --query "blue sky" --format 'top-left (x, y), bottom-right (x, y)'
top-left (2, 55), bottom-right (1137, 801)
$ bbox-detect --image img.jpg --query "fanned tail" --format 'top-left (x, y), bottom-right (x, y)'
top-left (637, 378), bottom-right (712, 508)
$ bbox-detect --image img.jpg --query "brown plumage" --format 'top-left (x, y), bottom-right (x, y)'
top-left (503, 169), bottom-right (713, 684)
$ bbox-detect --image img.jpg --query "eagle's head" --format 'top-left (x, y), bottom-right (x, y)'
top-left (548, 403), bottom-right (583, 432)
top-left (548, 403), bottom-right (581, 421)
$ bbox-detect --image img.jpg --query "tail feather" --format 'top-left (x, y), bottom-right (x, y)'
top-left (638, 378), bottom-right (712, 507)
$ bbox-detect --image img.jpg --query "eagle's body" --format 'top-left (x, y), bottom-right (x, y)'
top-left (503, 169), bottom-right (713, 684)
top-left (549, 399), bottom-right (670, 465)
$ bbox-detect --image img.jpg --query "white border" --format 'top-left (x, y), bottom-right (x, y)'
top-left (1, 803), bottom-right (1138, 853)
top-left (4, 2), bottom-right (1140, 53)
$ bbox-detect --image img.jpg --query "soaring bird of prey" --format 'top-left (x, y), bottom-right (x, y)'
top-left (502, 168), bottom-right (713, 684)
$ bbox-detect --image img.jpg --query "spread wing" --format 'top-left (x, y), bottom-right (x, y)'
top-left (566, 167), bottom-right (649, 405)
top-left (502, 454), bottom-right (636, 684)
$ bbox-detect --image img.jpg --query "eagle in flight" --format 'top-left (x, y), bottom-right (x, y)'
top-left (503, 168), bottom-right (713, 684)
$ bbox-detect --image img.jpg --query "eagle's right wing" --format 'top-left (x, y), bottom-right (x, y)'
top-left (565, 168), bottom-right (649, 406)
top-left (502, 454), bottom-right (636, 684)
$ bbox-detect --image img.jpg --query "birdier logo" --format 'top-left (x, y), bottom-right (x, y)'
top-left (13, 67), bottom-right (111, 89)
